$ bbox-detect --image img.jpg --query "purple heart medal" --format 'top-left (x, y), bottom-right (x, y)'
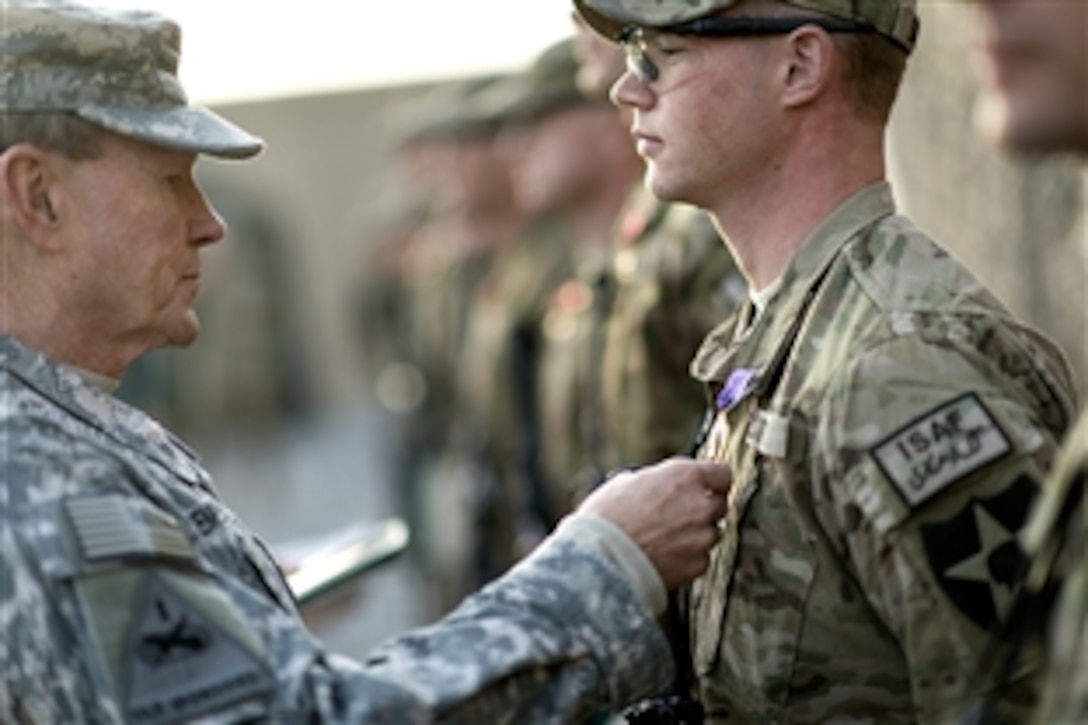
top-left (703, 368), bottom-right (759, 462)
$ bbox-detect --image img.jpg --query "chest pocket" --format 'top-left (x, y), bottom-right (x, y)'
top-left (692, 413), bottom-right (820, 716)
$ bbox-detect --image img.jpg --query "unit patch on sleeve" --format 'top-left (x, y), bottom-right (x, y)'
top-left (920, 475), bottom-right (1038, 631)
top-left (871, 393), bottom-right (1013, 509)
top-left (125, 573), bottom-right (273, 724)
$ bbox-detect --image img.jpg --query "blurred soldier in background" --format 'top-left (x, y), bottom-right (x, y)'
top-left (963, 1), bottom-right (1088, 722)
top-left (521, 37), bottom-right (645, 524)
top-left (360, 74), bottom-right (528, 613)
top-left (577, 0), bottom-right (1077, 720)
top-left (457, 39), bottom-right (619, 585)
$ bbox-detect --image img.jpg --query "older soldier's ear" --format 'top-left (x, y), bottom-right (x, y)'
top-left (779, 25), bottom-right (836, 110)
top-left (0, 144), bottom-right (63, 249)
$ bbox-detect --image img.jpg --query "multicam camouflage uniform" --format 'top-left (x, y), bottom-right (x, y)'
top-left (538, 246), bottom-right (614, 516)
top-left (0, 334), bottom-right (673, 723)
top-left (1019, 409), bottom-right (1088, 722)
top-left (685, 184), bottom-right (1077, 722)
top-left (599, 186), bottom-right (746, 477)
top-left (458, 220), bottom-right (576, 575)
top-left (539, 187), bottom-right (746, 515)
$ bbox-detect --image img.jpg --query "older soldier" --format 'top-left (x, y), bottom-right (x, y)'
top-left (575, 0), bottom-right (1079, 722)
top-left (0, 2), bottom-right (735, 722)
top-left (966, 1), bottom-right (1088, 722)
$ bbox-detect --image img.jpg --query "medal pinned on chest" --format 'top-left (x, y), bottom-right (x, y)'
top-left (702, 368), bottom-right (760, 462)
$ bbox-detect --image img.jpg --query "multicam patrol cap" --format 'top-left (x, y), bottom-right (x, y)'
top-left (478, 38), bottom-right (611, 125)
top-left (1, 0), bottom-right (264, 159)
top-left (574, 0), bottom-right (920, 55)
top-left (395, 74), bottom-right (508, 146)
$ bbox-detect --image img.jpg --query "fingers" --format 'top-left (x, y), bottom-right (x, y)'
top-left (689, 459), bottom-right (732, 496)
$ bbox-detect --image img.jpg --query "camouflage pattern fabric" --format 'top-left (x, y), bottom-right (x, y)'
top-left (574, 0), bottom-right (919, 54)
top-left (1022, 408), bottom-right (1088, 723)
top-left (599, 186), bottom-right (746, 479)
top-left (0, 334), bottom-right (674, 723)
top-left (534, 187), bottom-right (744, 520)
top-left (685, 183), bottom-right (1077, 723)
top-left (1, 0), bottom-right (263, 159)
top-left (537, 245), bottom-right (614, 517)
top-left (457, 221), bottom-right (576, 575)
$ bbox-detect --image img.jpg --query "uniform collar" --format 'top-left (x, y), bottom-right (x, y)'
top-left (0, 334), bottom-right (205, 476)
top-left (690, 182), bottom-right (896, 384)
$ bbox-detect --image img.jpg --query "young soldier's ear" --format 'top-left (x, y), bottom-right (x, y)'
top-left (0, 144), bottom-right (64, 249)
top-left (779, 25), bottom-right (836, 109)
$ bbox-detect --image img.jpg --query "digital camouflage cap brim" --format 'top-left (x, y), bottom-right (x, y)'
top-left (1, 0), bottom-right (263, 159)
top-left (574, 0), bottom-right (919, 55)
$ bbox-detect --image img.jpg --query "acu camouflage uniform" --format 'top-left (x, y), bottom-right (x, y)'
top-left (685, 184), bottom-right (1077, 723)
top-left (0, 335), bottom-right (673, 723)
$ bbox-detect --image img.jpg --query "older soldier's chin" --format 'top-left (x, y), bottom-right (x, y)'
top-left (168, 309), bottom-right (203, 349)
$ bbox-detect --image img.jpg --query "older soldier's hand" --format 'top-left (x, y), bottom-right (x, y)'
top-left (577, 457), bottom-right (731, 590)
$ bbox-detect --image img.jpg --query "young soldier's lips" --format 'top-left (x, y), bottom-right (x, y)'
top-left (633, 130), bottom-right (663, 157)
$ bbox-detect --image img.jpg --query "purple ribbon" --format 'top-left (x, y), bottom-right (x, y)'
top-left (716, 368), bottom-right (758, 411)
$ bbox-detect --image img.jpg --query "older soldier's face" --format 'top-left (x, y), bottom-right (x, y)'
top-left (56, 132), bottom-right (225, 361)
top-left (970, 0), bottom-right (1088, 156)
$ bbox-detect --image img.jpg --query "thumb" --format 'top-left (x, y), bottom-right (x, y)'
top-left (690, 460), bottom-right (732, 495)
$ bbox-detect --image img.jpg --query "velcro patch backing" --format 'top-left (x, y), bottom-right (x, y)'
top-left (66, 496), bottom-right (193, 562)
top-left (871, 393), bottom-right (1013, 509)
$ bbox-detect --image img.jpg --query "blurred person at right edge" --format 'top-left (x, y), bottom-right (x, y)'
top-left (575, 0), bottom-right (1079, 722)
top-left (543, 12), bottom-right (747, 514)
top-left (961, 2), bottom-right (1088, 723)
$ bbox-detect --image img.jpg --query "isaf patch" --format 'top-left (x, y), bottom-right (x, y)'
top-left (872, 393), bottom-right (1013, 509)
top-left (921, 475), bottom-right (1037, 632)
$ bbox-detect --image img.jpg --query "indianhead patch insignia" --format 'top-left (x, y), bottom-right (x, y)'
top-left (920, 474), bottom-right (1038, 632)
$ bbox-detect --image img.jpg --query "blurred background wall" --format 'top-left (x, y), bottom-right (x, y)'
top-left (890, 3), bottom-right (1087, 390)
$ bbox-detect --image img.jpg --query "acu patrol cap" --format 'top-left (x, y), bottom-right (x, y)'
top-left (574, 0), bottom-right (920, 55)
top-left (1, 0), bottom-right (264, 159)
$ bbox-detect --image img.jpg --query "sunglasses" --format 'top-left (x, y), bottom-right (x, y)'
top-left (620, 16), bottom-right (882, 83)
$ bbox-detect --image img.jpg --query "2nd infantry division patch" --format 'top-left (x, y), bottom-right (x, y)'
top-left (920, 475), bottom-right (1037, 630)
top-left (871, 393), bottom-right (1013, 509)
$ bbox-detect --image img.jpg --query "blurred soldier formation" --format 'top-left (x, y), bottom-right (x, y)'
top-left (964, 0), bottom-right (1088, 722)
